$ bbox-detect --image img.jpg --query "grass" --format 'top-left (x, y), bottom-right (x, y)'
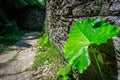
top-left (32, 33), bottom-right (65, 80)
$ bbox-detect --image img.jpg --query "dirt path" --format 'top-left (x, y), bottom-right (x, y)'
top-left (0, 32), bottom-right (39, 80)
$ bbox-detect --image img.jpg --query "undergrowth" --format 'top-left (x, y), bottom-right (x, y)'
top-left (32, 33), bottom-right (64, 80)
top-left (0, 44), bottom-right (9, 53)
top-left (0, 31), bottom-right (24, 45)
top-left (0, 20), bottom-right (25, 54)
top-left (0, 31), bottom-right (24, 54)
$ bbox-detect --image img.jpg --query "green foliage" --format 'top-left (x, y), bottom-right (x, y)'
top-left (32, 33), bottom-right (64, 79)
top-left (0, 44), bottom-right (9, 54)
top-left (0, 19), bottom-right (24, 45)
top-left (0, 31), bottom-right (24, 45)
top-left (20, 0), bottom-right (28, 6)
top-left (38, 33), bottom-right (49, 47)
top-left (58, 18), bottom-right (119, 79)
top-left (57, 65), bottom-right (72, 80)
top-left (32, 33), bottom-right (64, 69)
top-left (20, 0), bottom-right (45, 6)
top-left (0, 21), bottom-right (20, 53)
top-left (0, 31), bottom-right (24, 54)
top-left (39, 0), bottom-right (45, 6)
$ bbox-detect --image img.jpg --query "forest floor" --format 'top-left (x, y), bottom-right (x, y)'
top-left (0, 31), bottom-right (64, 80)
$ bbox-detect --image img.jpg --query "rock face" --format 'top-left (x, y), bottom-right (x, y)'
top-left (46, 0), bottom-right (120, 53)
top-left (46, 0), bottom-right (120, 80)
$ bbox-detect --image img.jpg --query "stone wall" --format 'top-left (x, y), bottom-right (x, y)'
top-left (46, 0), bottom-right (120, 80)
top-left (16, 5), bottom-right (45, 31)
top-left (46, 0), bottom-right (120, 53)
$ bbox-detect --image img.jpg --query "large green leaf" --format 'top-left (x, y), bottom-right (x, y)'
top-left (64, 18), bottom-right (119, 73)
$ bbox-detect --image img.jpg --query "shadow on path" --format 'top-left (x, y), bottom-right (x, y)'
top-left (0, 31), bottom-right (40, 80)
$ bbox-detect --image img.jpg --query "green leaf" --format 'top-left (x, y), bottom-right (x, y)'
top-left (64, 18), bottom-right (119, 73)
top-left (57, 65), bottom-right (71, 80)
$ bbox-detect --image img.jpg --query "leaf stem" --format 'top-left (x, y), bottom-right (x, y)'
top-left (91, 46), bottom-right (104, 80)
